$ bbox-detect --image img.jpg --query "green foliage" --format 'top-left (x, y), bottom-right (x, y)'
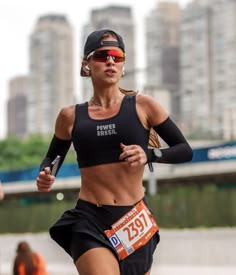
top-left (148, 184), bottom-right (236, 228)
top-left (0, 134), bottom-right (75, 171)
top-left (0, 199), bottom-right (75, 233)
top-left (0, 184), bottom-right (235, 233)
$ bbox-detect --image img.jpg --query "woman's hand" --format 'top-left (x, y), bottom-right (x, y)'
top-left (119, 143), bottom-right (147, 167)
top-left (36, 167), bottom-right (55, 192)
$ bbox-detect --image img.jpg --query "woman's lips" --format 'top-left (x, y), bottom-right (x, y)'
top-left (105, 69), bottom-right (116, 76)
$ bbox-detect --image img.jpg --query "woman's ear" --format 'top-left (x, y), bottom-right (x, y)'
top-left (82, 61), bottom-right (90, 75)
top-left (122, 66), bottom-right (125, 77)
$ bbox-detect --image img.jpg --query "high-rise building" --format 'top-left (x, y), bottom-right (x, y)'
top-left (27, 14), bottom-right (74, 135)
top-left (180, 0), bottom-right (236, 140)
top-left (145, 2), bottom-right (181, 119)
top-left (81, 6), bottom-right (135, 101)
top-left (180, 3), bottom-right (212, 136)
top-left (211, 0), bottom-right (236, 140)
top-left (7, 76), bottom-right (28, 137)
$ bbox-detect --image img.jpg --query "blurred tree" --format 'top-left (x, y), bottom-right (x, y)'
top-left (0, 134), bottom-right (75, 171)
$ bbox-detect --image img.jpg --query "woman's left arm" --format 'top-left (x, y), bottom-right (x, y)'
top-left (146, 116), bottom-right (193, 164)
top-left (137, 94), bottom-right (193, 164)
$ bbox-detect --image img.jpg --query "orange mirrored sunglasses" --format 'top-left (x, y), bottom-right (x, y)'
top-left (87, 49), bottom-right (125, 63)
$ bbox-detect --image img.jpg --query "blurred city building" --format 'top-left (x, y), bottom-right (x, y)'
top-left (7, 76), bottom-right (28, 138)
top-left (144, 2), bottom-right (181, 121)
top-left (3, 1), bottom-right (236, 142)
top-left (80, 5), bottom-right (135, 101)
top-left (180, 0), bottom-right (236, 140)
top-left (27, 14), bottom-right (75, 135)
top-left (224, 108), bottom-right (236, 140)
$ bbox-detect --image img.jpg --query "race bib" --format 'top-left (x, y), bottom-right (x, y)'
top-left (104, 200), bottom-right (159, 260)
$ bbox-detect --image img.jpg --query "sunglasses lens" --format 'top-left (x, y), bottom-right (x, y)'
top-left (91, 51), bottom-right (107, 62)
top-left (91, 49), bottom-right (125, 63)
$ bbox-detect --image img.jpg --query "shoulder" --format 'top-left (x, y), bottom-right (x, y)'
top-left (135, 93), bottom-right (169, 126)
top-left (136, 93), bottom-right (161, 109)
top-left (33, 253), bottom-right (48, 274)
top-left (56, 105), bottom-right (76, 126)
top-left (58, 105), bottom-right (76, 118)
top-left (33, 252), bottom-right (45, 261)
top-left (55, 105), bottom-right (76, 139)
top-left (33, 253), bottom-right (47, 267)
top-left (33, 252), bottom-right (43, 258)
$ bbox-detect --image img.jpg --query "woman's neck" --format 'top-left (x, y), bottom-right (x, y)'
top-left (90, 90), bottom-right (123, 108)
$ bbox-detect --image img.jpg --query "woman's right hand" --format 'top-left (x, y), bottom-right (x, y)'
top-left (36, 167), bottom-right (55, 192)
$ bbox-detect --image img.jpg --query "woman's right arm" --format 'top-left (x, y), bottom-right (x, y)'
top-left (36, 106), bottom-right (75, 192)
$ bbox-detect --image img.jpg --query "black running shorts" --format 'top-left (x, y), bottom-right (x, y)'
top-left (49, 197), bottom-right (160, 275)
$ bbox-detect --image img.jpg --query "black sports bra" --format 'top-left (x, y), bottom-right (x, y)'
top-left (71, 95), bottom-right (150, 168)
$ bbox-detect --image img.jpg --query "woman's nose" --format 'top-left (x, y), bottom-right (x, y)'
top-left (106, 55), bottom-right (115, 64)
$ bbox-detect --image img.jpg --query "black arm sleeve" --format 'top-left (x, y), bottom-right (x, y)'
top-left (39, 135), bottom-right (72, 174)
top-left (148, 117), bottom-right (193, 164)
